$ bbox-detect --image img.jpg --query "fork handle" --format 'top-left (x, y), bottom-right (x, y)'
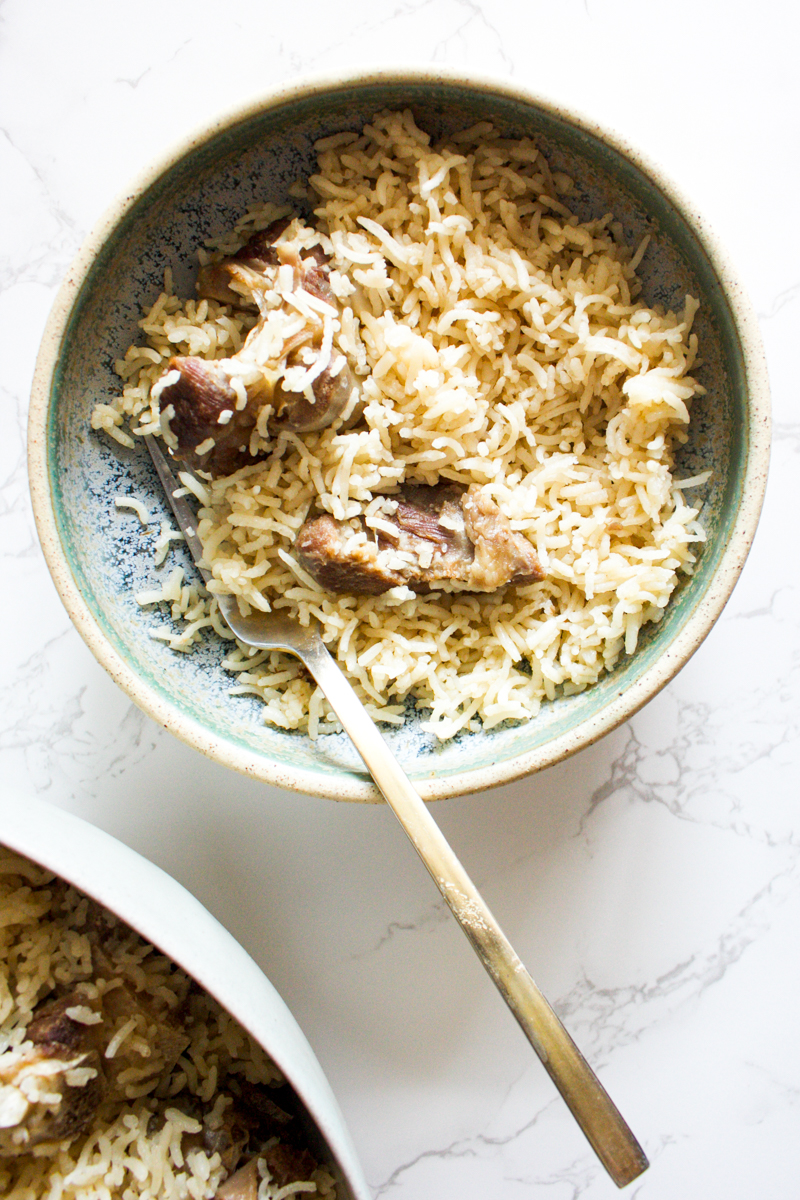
top-left (299, 639), bottom-right (648, 1188)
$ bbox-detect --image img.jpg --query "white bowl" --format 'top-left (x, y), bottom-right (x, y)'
top-left (0, 790), bottom-right (371, 1200)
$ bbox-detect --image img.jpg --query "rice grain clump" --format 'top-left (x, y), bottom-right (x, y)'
top-left (95, 110), bottom-right (707, 740)
top-left (0, 849), bottom-right (338, 1200)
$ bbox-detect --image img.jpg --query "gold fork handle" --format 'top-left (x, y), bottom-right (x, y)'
top-left (300, 637), bottom-right (648, 1189)
top-left (143, 434), bottom-right (647, 1184)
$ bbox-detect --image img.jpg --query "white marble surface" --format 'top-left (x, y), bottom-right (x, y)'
top-left (1, 1), bottom-right (798, 1196)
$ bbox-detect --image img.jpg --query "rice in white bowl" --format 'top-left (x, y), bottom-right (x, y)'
top-left (93, 109), bottom-right (707, 741)
top-left (0, 849), bottom-right (338, 1200)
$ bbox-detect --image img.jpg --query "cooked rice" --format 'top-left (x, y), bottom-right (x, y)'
top-left (94, 109), bottom-right (707, 741)
top-left (0, 849), bottom-right (338, 1200)
top-left (114, 497), bottom-right (153, 527)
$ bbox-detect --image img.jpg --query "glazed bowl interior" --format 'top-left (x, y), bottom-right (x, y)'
top-left (30, 71), bottom-right (769, 802)
top-left (0, 791), bottom-right (370, 1200)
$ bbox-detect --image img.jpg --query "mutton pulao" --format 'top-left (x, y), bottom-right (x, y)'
top-left (92, 109), bottom-right (707, 741)
top-left (0, 849), bottom-right (337, 1200)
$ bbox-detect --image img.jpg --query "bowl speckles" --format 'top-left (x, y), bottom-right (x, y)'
top-left (28, 69), bottom-right (770, 802)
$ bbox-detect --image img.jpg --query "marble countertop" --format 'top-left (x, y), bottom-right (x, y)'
top-left (2, 2), bottom-right (797, 1196)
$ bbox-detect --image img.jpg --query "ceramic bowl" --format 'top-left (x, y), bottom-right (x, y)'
top-left (0, 791), bottom-right (371, 1200)
top-left (28, 68), bottom-right (770, 802)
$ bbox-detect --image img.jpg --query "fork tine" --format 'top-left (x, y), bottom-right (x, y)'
top-left (144, 435), bottom-right (212, 586)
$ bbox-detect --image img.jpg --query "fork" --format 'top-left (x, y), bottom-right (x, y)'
top-left (145, 433), bottom-right (648, 1188)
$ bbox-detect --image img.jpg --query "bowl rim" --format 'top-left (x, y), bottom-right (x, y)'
top-left (0, 789), bottom-right (372, 1200)
top-left (28, 64), bottom-right (771, 803)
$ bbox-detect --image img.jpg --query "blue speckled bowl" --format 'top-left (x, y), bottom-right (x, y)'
top-left (28, 69), bottom-right (770, 802)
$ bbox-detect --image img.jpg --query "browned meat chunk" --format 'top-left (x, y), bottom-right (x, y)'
top-left (231, 1078), bottom-right (293, 1128)
top-left (25, 994), bottom-right (98, 1056)
top-left (271, 354), bottom-right (355, 434)
top-left (196, 218), bottom-right (332, 310)
top-left (212, 1141), bottom-right (317, 1200)
top-left (197, 262), bottom-right (258, 308)
top-left (232, 217), bottom-right (293, 266)
top-left (97, 980), bottom-right (190, 1100)
top-left (263, 1142), bottom-right (317, 1189)
top-left (214, 1157), bottom-right (259, 1200)
top-left (159, 218), bottom-right (361, 476)
top-left (296, 245), bottom-right (336, 306)
top-left (159, 347), bottom-right (357, 477)
top-left (0, 993), bottom-right (106, 1154)
top-left (459, 487), bottom-right (546, 591)
top-left (158, 357), bottom-right (266, 477)
top-left (295, 513), bottom-right (401, 594)
top-left (197, 217), bottom-right (293, 306)
top-left (157, 1089), bottom-right (255, 1181)
top-left (0, 1061), bottom-right (104, 1153)
top-left (295, 483), bottom-right (544, 595)
top-left (0, 957), bottom-right (193, 1157)
top-left (200, 1101), bottom-right (255, 1174)
top-left (198, 1086), bottom-right (314, 1199)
